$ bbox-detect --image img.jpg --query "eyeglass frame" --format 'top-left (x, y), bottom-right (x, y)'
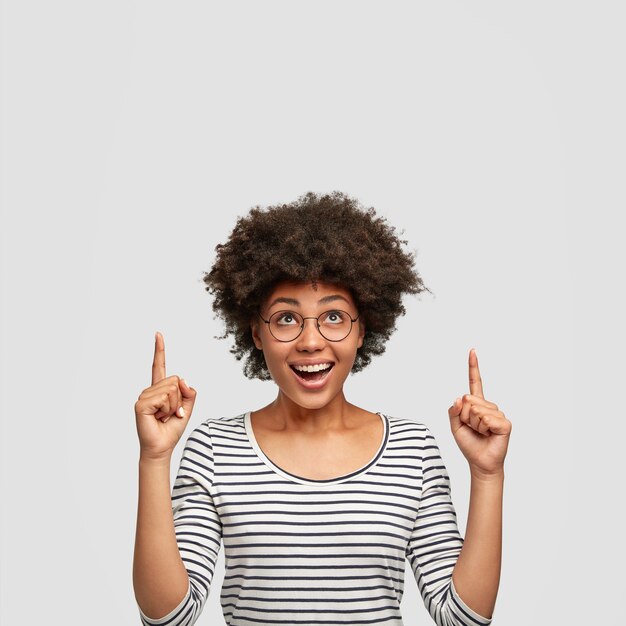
top-left (257, 309), bottom-right (360, 343)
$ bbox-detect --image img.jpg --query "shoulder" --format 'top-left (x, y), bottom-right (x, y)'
top-left (383, 415), bottom-right (444, 453)
top-left (178, 414), bottom-right (247, 461)
top-left (186, 413), bottom-right (247, 440)
top-left (384, 414), bottom-right (433, 437)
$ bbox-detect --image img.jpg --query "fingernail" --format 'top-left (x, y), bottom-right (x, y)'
top-left (181, 378), bottom-right (188, 387)
top-left (178, 406), bottom-right (185, 417)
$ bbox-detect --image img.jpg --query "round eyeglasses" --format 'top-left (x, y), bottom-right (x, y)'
top-left (258, 309), bottom-right (360, 342)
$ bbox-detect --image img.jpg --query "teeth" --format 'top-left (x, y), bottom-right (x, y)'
top-left (293, 363), bottom-right (333, 373)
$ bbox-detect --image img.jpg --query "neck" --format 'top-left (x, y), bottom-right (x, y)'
top-left (266, 390), bottom-right (356, 433)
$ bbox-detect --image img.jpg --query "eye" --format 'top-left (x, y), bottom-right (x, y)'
top-left (323, 310), bottom-right (347, 324)
top-left (275, 311), bottom-right (299, 326)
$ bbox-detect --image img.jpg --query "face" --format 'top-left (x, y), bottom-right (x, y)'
top-left (251, 280), bottom-right (365, 411)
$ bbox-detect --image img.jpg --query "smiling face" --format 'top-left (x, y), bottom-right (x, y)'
top-left (251, 280), bottom-right (365, 412)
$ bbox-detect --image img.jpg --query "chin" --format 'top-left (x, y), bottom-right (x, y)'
top-left (278, 384), bottom-right (344, 411)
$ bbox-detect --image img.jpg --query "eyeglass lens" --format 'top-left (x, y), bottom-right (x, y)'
top-left (269, 310), bottom-right (354, 341)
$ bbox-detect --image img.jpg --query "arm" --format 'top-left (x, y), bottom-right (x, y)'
top-left (406, 427), bottom-right (493, 626)
top-left (451, 469), bottom-right (503, 619)
top-left (133, 422), bottom-right (222, 625)
top-left (133, 455), bottom-right (191, 620)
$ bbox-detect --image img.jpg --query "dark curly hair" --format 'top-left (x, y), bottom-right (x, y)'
top-left (202, 191), bottom-right (432, 380)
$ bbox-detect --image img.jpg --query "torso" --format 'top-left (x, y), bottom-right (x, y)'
top-left (248, 408), bottom-right (385, 480)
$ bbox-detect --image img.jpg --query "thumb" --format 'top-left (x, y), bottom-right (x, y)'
top-left (448, 397), bottom-right (462, 432)
top-left (178, 378), bottom-right (197, 416)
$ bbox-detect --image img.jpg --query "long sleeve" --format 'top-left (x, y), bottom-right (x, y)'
top-left (138, 421), bottom-right (223, 626)
top-left (405, 427), bottom-right (492, 626)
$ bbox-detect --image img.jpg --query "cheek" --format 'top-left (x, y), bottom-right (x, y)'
top-left (261, 346), bottom-right (288, 370)
top-left (340, 342), bottom-right (361, 366)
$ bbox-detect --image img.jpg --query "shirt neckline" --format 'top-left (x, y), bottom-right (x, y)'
top-left (243, 410), bottom-right (389, 486)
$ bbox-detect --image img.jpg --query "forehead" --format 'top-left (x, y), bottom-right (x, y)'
top-left (263, 280), bottom-right (356, 310)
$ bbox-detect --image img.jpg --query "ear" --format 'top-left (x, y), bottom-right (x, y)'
top-left (251, 318), bottom-right (263, 350)
top-left (356, 319), bottom-right (365, 349)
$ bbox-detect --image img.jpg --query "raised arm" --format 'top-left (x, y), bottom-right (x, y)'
top-left (448, 348), bottom-right (512, 618)
top-left (406, 428), bottom-right (494, 626)
top-left (132, 331), bottom-right (202, 622)
top-left (134, 422), bottom-right (223, 625)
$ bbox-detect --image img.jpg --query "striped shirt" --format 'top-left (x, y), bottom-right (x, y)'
top-left (137, 412), bottom-right (493, 626)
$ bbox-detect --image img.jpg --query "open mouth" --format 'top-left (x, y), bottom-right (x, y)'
top-left (290, 363), bottom-right (335, 382)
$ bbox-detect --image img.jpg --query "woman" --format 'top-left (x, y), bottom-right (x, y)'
top-left (133, 191), bottom-right (511, 625)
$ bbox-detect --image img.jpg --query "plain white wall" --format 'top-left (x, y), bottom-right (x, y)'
top-left (1, 1), bottom-right (624, 624)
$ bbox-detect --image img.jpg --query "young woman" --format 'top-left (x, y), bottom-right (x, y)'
top-left (133, 191), bottom-right (511, 626)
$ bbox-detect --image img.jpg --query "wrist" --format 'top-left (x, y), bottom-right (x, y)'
top-left (139, 452), bottom-right (172, 467)
top-left (469, 466), bottom-right (505, 483)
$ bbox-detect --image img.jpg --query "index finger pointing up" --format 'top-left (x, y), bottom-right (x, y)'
top-left (468, 348), bottom-right (484, 398)
top-left (152, 331), bottom-right (166, 384)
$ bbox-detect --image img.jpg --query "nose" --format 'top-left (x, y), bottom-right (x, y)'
top-left (295, 317), bottom-right (325, 351)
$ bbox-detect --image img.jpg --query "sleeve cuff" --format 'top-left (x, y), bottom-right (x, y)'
top-left (138, 580), bottom-right (192, 625)
top-left (450, 578), bottom-right (493, 625)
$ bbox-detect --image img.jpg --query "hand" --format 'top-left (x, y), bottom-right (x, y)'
top-left (448, 349), bottom-right (511, 477)
top-left (134, 331), bottom-right (197, 460)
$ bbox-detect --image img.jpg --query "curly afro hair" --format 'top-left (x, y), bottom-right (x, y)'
top-left (202, 191), bottom-right (431, 380)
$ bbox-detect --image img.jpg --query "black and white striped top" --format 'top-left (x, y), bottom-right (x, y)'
top-left (137, 412), bottom-right (492, 626)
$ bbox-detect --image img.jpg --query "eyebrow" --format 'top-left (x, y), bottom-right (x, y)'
top-left (267, 295), bottom-right (351, 309)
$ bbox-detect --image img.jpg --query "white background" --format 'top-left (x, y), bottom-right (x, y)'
top-left (1, 1), bottom-right (624, 624)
